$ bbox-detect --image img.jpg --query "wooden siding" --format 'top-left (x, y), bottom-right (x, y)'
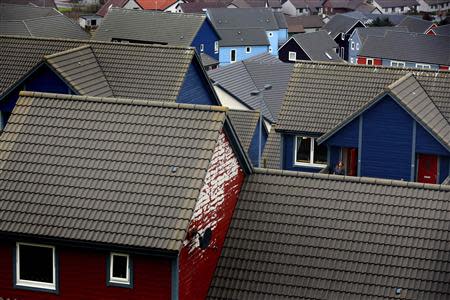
top-left (325, 117), bottom-right (359, 148)
top-left (0, 239), bottom-right (172, 299)
top-left (191, 20), bottom-right (220, 60)
top-left (278, 38), bottom-right (310, 63)
top-left (176, 59), bottom-right (217, 105)
top-left (415, 122), bottom-right (449, 156)
top-left (178, 130), bottom-right (246, 300)
top-left (248, 119), bottom-right (268, 167)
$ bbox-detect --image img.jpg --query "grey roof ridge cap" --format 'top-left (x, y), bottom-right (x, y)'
top-left (294, 60), bottom-right (450, 73)
top-left (0, 35), bottom-right (198, 51)
top-left (108, 7), bottom-right (206, 19)
top-left (43, 44), bottom-right (91, 60)
top-left (18, 91), bottom-right (229, 113)
top-left (253, 168), bottom-right (450, 191)
top-left (386, 72), bottom-right (414, 90)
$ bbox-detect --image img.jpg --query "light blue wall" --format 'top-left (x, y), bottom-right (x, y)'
top-left (381, 59), bottom-right (440, 70)
top-left (348, 31), bottom-right (362, 64)
top-left (219, 46), bottom-right (268, 65)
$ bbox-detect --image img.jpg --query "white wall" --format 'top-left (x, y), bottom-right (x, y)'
top-left (214, 86), bottom-right (249, 110)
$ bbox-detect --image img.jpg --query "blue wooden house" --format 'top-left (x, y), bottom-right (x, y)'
top-left (93, 8), bottom-right (221, 61)
top-left (0, 36), bottom-right (219, 130)
top-left (263, 61), bottom-right (450, 184)
top-left (207, 8), bottom-right (288, 65)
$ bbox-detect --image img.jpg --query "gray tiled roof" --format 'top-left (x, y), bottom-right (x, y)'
top-left (0, 36), bottom-right (201, 102)
top-left (209, 54), bottom-right (293, 122)
top-left (93, 9), bottom-right (207, 47)
top-left (209, 168), bottom-right (450, 299)
top-left (277, 61), bottom-right (450, 134)
top-left (286, 15), bottom-right (324, 30)
top-left (228, 109), bottom-right (260, 152)
top-left (354, 26), bottom-right (409, 44)
top-left (0, 5), bottom-right (90, 40)
top-left (96, 0), bottom-right (128, 17)
top-left (179, 1), bottom-right (229, 13)
top-left (200, 53), bottom-right (219, 68)
top-left (398, 16), bottom-right (434, 34)
top-left (290, 31), bottom-right (341, 62)
top-left (433, 24), bottom-right (450, 37)
top-left (217, 28), bottom-right (269, 46)
top-left (323, 14), bottom-right (364, 39)
top-left (44, 45), bottom-right (113, 97)
top-left (207, 7), bottom-right (285, 31)
top-left (325, 0), bottom-right (364, 9)
top-left (0, 0), bottom-right (56, 8)
top-left (374, 0), bottom-right (419, 7)
top-left (0, 91), bottom-right (228, 252)
top-left (359, 31), bottom-right (450, 66)
top-left (261, 128), bottom-right (281, 168)
top-left (318, 73), bottom-right (450, 151)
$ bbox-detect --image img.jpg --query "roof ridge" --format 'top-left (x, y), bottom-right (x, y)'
top-left (254, 168), bottom-right (450, 191)
top-left (109, 7), bottom-right (206, 19)
top-left (294, 60), bottom-right (450, 73)
top-left (386, 72), bottom-right (414, 90)
top-left (0, 35), bottom-right (198, 51)
top-left (19, 91), bottom-right (229, 112)
top-left (43, 44), bottom-right (91, 60)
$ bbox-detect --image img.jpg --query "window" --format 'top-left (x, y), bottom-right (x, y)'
top-left (416, 63), bottom-right (431, 69)
top-left (356, 43), bottom-right (359, 50)
top-left (295, 136), bottom-right (327, 167)
top-left (200, 44), bottom-right (204, 52)
top-left (391, 61), bottom-right (405, 67)
top-left (269, 47), bottom-right (273, 53)
top-left (16, 243), bottom-right (56, 291)
top-left (230, 49), bottom-right (236, 63)
top-left (108, 253), bottom-right (131, 286)
top-left (288, 51), bottom-right (297, 61)
top-left (214, 41), bottom-right (219, 54)
top-left (91, 19), bottom-right (97, 26)
top-left (268, 32), bottom-right (273, 37)
top-left (341, 33), bottom-right (345, 40)
top-left (245, 46), bottom-right (252, 53)
top-left (367, 58), bottom-right (374, 65)
top-left (350, 57), bottom-right (354, 63)
top-left (351, 42), bottom-right (355, 50)
top-left (340, 47), bottom-right (345, 58)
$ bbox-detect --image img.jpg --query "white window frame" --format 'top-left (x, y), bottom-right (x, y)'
top-left (288, 51), bottom-right (297, 61)
top-left (294, 136), bottom-right (327, 168)
top-left (269, 47), bottom-right (273, 53)
top-left (268, 32), bottom-right (273, 37)
top-left (200, 44), bottom-right (204, 52)
top-left (214, 41), bottom-right (219, 54)
top-left (230, 49), bottom-right (237, 63)
top-left (245, 46), bottom-right (252, 53)
top-left (416, 63), bottom-right (431, 69)
top-left (16, 242), bottom-right (56, 291)
top-left (356, 43), bottom-right (359, 50)
top-left (109, 253), bottom-right (130, 285)
top-left (390, 60), bottom-right (405, 67)
top-left (367, 58), bottom-right (374, 65)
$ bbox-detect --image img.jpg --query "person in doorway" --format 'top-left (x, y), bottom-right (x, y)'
top-left (334, 161), bottom-right (345, 175)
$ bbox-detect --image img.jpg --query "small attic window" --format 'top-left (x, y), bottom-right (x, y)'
top-left (108, 253), bottom-right (132, 287)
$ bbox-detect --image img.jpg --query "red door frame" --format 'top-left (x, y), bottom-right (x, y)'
top-left (417, 154), bottom-right (438, 184)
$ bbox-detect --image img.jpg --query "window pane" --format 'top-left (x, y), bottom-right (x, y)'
top-left (313, 140), bottom-right (327, 164)
top-left (19, 245), bottom-right (53, 283)
top-left (296, 137), bottom-right (311, 163)
top-left (112, 255), bottom-right (127, 279)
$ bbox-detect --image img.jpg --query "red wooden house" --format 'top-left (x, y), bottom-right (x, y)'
top-left (0, 91), bottom-right (251, 300)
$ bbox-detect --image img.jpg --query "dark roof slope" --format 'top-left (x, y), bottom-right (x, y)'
top-left (93, 9), bottom-right (207, 47)
top-left (0, 36), bottom-right (201, 102)
top-left (277, 61), bottom-right (450, 134)
top-left (433, 24), bottom-right (450, 37)
top-left (0, 5), bottom-right (90, 40)
top-left (179, 0), bottom-right (229, 13)
top-left (354, 26), bottom-right (409, 44)
top-left (228, 109), bottom-right (260, 151)
top-left (217, 28), bottom-right (269, 46)
top-left (96, 0), bottom-right (128, 17)
top-left (286, 15), bottom-right (324, 30)
top-left (359, 31), bottom-right (450, 66)
top-left (398, 16), bottom-right (434, 34)
top-left (0, 0), bottom-right (56, 8)
top-left (323, 14), bottom-right (364, 38)
top-left (0, 91), bottom-right (228, 252)
top-left (290, 31), bottom-right (341, 61)
top-left (207, 7), bottom-right (286, 31)
top-left (209, 54), bottom-right (293, 122)
top-left (209, 168), bottom-right (450, 299)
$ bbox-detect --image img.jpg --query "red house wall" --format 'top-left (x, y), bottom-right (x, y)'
top-left (178, 131), bottom-right (245, 300)
top-left (0, 240), bottom-right (172, 300)
top-left (357, 56), bottom-right (366, 64)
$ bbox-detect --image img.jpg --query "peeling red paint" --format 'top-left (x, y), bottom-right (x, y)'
top-left (178, 131), bottom-right (245, 300)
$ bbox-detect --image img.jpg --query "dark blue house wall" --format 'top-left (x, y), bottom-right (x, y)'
top-left (176, 59), bottom-right (216, 105)
top-left (361, 96), bottom-right (413, 181)
top-left (191, 20), bottom-right (219, 60)
top-left (1, 64), bottom-right (73, 128)
top-left (326, 118), bottom-right (359, 148)
top-left (416, 124), bottom-right (448, 156)
top-left (248, 119), bottom-right (268, 167)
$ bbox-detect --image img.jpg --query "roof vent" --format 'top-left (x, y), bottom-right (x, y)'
top-left (237, 31), bottom-right (241, 34)
top-left (395, 288), bottom-right (402, 295)
top-left (180, 35), bottom-right (184, 39)
top-left (171, 166), bottom-right (177, 173)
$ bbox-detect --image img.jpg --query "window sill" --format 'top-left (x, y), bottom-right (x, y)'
top-left (15, 281), bottom-right (57, 293)
top-left (294, 162), bottom-right (327, 168)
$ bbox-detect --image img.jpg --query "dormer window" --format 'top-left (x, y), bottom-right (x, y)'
top-left (294, 136), bottom-right (327, 168)
top-left (108, 253), bottom-right (132, 287)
